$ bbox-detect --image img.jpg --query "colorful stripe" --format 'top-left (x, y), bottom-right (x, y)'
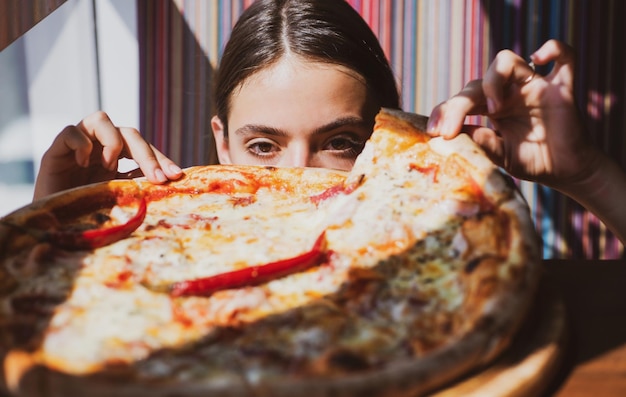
top-left (0, 0), bottom-right (68, 51)
top-left (137, 0), bottom-right (625, 259)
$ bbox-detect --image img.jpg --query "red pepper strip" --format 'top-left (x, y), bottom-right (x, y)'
top-left (0, 196), bottom-right (148, 251)
top-left (310, 176), bottom-right (364, 205)
top-left (170, 231), bottom-right (328, 297)
top-left (45, 196), bottom-right (148, 250)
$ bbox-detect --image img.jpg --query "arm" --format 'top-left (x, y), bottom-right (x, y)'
top-left (564, 152), bottom-right (626, 244)
top-left (33, 111), bottom-right (184, 200)
top-left (427, 39), bottom-right (626, 244)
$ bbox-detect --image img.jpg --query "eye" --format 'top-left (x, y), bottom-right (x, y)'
top-left (323, 135), bottom-right (365, 156)
top-left (246, 139), bottom-right (280, 157)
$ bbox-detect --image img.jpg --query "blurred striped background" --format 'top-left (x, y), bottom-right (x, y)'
top-left (137, 0), bottom-right (625, 259)
top-left (0, 0), bottom-right (68, 50)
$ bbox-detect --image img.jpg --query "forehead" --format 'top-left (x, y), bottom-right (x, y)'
top-left (227, 57), bottom-right (377, 133)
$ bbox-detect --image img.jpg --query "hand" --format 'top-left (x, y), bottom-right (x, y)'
top-left (427, 39), bottom-right (601, 192)
top-left (34, 111), bottom-right (184, 200)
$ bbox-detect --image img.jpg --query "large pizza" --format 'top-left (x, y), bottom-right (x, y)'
top-left (0, 109), bottom-right (541, 396)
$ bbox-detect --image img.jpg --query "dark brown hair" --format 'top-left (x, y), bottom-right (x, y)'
top-left (214, 0), bottom-right (400, 134)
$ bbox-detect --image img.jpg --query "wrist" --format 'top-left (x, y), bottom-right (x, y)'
top-left (557, 151), bottom-right (626, 244)
top-left (555, 147), bottom-right (607, 198)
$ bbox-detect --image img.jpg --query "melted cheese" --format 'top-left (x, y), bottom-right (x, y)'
top-left (0, 117), bottom-right (528, 381)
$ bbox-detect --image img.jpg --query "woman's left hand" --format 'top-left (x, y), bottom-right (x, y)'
top-left (426, 39), bottom-right (601, 192)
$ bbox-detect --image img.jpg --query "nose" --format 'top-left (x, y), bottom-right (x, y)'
top-left (277, 142), bottom-right (312, 168)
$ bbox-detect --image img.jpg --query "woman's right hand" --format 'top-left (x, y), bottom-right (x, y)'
top-left (33, 111), bottom-right (184, 200)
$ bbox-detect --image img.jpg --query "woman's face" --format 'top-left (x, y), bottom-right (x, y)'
top-left (211, 56), bottom-right (380, 171)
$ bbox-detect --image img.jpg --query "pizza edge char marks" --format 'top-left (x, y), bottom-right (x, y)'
top-left (0, 109), bottom-right (541, 397)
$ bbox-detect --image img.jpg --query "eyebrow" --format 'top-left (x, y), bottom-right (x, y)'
top-left (232, 116), bottom-right (369, 138)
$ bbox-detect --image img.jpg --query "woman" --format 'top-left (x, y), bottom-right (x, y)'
top-left (33, 0), bottom-right (398, 198)
top-left (33, 0), bottom-right (625, 243)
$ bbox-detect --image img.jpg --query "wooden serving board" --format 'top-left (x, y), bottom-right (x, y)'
top-left (432, 276), bottom-right (567, 396)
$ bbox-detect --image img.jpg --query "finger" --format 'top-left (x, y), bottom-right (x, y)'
top-left (531, 39), bottom-right (575, 85)
top-left (118, 128), bottom-right (182, 183)
top-left (47, 126), bottom-right (94, 168)
top-left (428, 80), bottom-right (488, 139)
top-left (466, 126), bottom-right (505, 167)
top-left (77, 111), bottom-right (125, 170)
top-left (531, 39), bottom-right (575, 67)
top-left (150, 145), bottom-right (184, 180)
top-left (482, 49), bottom-right (535, 113)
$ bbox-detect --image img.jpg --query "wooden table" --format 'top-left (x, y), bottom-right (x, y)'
top-left (543, 259), bottom-right (626, 396)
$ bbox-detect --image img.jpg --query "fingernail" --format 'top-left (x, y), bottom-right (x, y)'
top-left (154, 168), bottom-right (167, 182)
top-left (530, 49), bottom-right (543, 61)
top-left (487, 98), bottom-right (497, 114)
top-left (169, 164), bottom-right (182, 174)
top-left (427, 116), bottom-right (439, 135)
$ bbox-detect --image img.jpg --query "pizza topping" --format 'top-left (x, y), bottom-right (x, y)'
top-left (57, 196), bottom-right (147, 250)
top-left (0, 197), bottom-right (147, 251)
top-left (230, 195), bottom-right (256, 207)
top-left (168, 231), bottom-right (328, 297)
top-left (409, 163), bottom-right (439, 182)
top-left (310, 175), bottom-right (364, 205)
top-left (461, 213), bottom-right (509, 258)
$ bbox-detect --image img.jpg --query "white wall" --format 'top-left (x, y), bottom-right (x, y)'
top-left (95, 0), bottom-right (139, 127)
top-left (25, 0), bottom-right (101, 174)
top-left (0, 0), bottom-right (138, 216)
